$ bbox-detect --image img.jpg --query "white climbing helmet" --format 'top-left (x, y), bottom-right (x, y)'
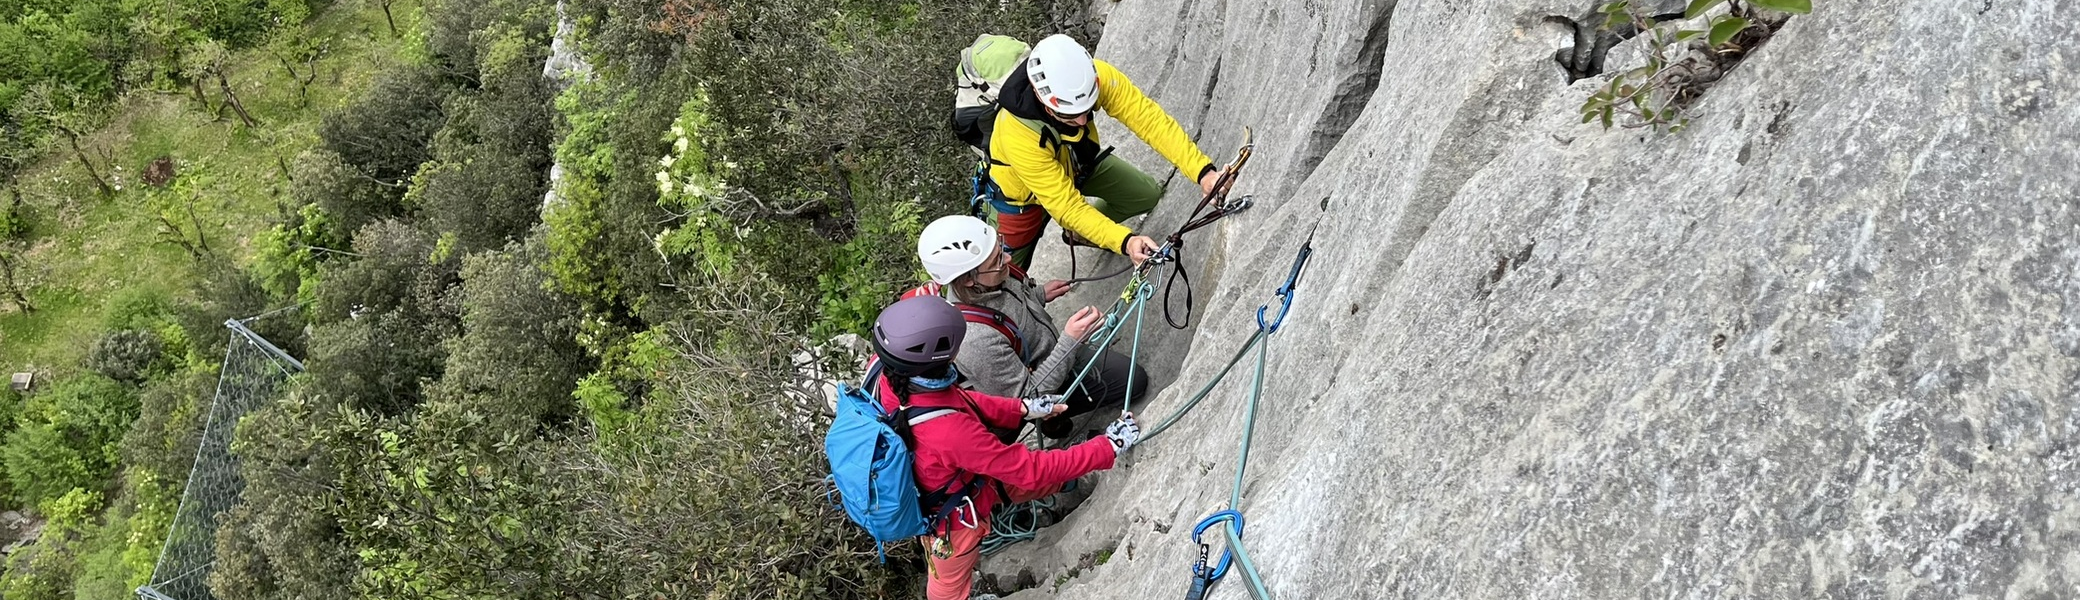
top-left (917, 215), bottom-right (1000, 284)
top-left (1026, 34), bottom-right (1099, 114)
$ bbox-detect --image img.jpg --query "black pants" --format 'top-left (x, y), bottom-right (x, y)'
top-left (1041, 347), bottom-right (1149, 439)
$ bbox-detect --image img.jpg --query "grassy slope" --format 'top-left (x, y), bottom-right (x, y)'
top-left (0, 0), bottom-right (423, 377)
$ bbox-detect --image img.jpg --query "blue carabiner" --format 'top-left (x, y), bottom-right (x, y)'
top-left (1256, 241), bottom-right (1314, 333)
top-left (1190, 509), bottom-right (1246, 582)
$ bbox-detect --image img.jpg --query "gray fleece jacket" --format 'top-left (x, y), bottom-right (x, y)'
top-left (950, 278), bottom-right (1081, 399)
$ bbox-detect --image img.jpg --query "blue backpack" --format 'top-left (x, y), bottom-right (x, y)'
top-left (825, 363), bottom-right (984, 559)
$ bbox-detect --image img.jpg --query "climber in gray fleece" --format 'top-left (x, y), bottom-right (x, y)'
top-left (916, 215), bottom-right (1148, 439)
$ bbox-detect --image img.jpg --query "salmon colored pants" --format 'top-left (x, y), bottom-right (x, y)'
top-left (922, 485), bottom-right (1055, 600)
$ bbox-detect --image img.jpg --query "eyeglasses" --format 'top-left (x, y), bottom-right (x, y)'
top-left (972, 248), bottom-right (1007, 277)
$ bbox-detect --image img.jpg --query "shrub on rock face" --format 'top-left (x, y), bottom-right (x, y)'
top-left (87, 329), bottom-right (166, 383)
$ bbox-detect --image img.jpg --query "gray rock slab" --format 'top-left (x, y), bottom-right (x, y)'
top-left (994, 0), bottom-right (2080, 598)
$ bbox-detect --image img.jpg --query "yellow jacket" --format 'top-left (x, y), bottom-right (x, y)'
top-left (988, 59), bottom-right (1214, 254)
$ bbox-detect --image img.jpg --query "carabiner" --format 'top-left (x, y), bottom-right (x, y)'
top-left (1256, 239), bottom-right (1314, 333)
top-left (1189, 509), bottom-right (1246, 583)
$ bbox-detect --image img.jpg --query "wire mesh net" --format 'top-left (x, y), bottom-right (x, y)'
top-left (136, 320), bottom-right (302, 600)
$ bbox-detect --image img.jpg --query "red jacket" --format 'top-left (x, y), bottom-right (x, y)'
top-left (876, 377), bottom-right (1116, 534)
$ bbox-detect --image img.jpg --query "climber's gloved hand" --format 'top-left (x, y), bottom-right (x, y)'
top-left (1023, 395), bottom-right (1067, 420)
top-left (1104, 412), bottom-right (1141, 454)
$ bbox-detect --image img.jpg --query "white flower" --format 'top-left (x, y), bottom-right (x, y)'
top-left (682, 181), bottom-right (703, 196)
top-left (655, 170), bottom-right (670, 183)
top-left (671, 125), bottom-right (685, 137)
top-left (674, 137), bottom-right (688, 153)
top-left (657, 179), bottom-right (673, 195)
top-left (659, 154), bottom-right (676, 168)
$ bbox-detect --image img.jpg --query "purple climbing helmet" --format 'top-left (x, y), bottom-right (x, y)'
top-left (871, 296), bottom-right (967, 375)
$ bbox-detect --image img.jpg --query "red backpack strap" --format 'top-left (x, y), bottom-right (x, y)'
top-left (953, 303), bottom-right (1026, 363)
top-left (904, 282), bottom-right (1030, 364)
top-left (901, 282), bottom-right (946, 301)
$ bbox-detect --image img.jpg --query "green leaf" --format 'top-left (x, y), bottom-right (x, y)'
top-left (1604, 11), bottom-right (1631, 30)
top-left (1684, 0), bottom-right (1727, 18)
top-left (1600, 105), bottom-right (1615, 129)
top-left (1599, 1), bottom-right (1630, 16)
top-left (1674, 28), bottom-right (1706, 43)
top-left (1709, 16), bottom-right (1749, 46)
top-left (1748, 0), bottom-right (1812, 14)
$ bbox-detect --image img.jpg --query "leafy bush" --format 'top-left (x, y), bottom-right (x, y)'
top-left (1579, 0), bottom-right (1810, 131)
top-left (415, 149), bottom-right (546, 255)
top-left (434, 236), bottom-right (591, 429)
top-left (561, 285), bottom-right (907, 598)
top-left (2, 375), bottom-right (137, 507)
top-left (292, 149), bottom-right (398, 243)
top-left (87, 329), bottom-right (167, 383)
top-left (0, 488), bottom-right (102, 600)
top-left (318, 66), bottom-right (452, 187)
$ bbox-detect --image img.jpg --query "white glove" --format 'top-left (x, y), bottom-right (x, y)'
top-left (1104, 413), bottom-right (1141, 454)
top-left (1023, 394), bottom-right (1064, 420)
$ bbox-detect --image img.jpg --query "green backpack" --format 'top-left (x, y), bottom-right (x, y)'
top-left (951, 34), bottom-right (1045, 158)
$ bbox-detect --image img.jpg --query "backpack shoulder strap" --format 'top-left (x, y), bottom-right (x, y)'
top-left (952, 302), bottom-right (1025, 361)
top-left (906, 407), bottom-right (958, 427)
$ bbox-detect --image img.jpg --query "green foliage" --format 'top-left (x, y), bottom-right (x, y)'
top-left (327, 400), bottom-right (610, 598)
top-left (305, 221), bottom-right (461, 415)
top-left (294, 148), bottom-right (398, 243)
top-left (318, 66), bottom-right (451, 186)
top-left (214, 388), bottom-right (359, 600)
top-left (119, 365), bottom-right (216, 498)
top-left (251, 203), bottom-right (332, 307)
top-left (1579, 0), bottom-right (1808, 132)
top-left (0, 488), bottom-right (101, 600)
top-left (541, 78), bottom-right (646, 313)
top-left (813, 179), bottom-right (924, 340)
top-left (434, 237), bottom-right (591, 429)
top-left (2, 375), bottom-right (137, 507)
top-left (88, 329), bottom-right (167, 383)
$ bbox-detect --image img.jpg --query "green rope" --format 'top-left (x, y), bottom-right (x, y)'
top-left (1141, 328), bottom-right (1264, 444)
top-left (978, 496), bottom-right (1056, 556)
top-left (1217, 333), bottom-right (1276, 600)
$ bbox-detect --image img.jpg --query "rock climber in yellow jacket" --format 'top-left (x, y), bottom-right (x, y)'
top-left (986, 34), bottom-right (1224, 269)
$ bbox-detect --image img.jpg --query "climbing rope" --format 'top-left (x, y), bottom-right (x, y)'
top-left (975, 129), bottom-right (1263, 557)
top-left (978, 495), bottom-right (1057, 556)
top-left (1173, 231), bottom-right (1314, 600)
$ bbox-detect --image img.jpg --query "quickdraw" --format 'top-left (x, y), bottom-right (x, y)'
top-left (1160, 128), bottom-right (1256, 329)
top-left (1255, 226), bottom-right (1315, 334)
top-left (1186, 509), bottom-right (1247, 599)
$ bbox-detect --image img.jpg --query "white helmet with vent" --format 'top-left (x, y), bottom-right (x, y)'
top-left (917, 215), bottom-right (999, 284)
top-left (1026, 34), bottom-right (1099, 114)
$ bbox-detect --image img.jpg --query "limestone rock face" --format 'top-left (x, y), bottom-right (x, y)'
top-left (1001, 0), bottom-right (2080, 598)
